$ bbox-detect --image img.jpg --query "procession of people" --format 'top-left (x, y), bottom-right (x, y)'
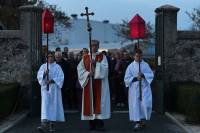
top-left (36, 6), bottom-right (154, 132)
top-left (36, 39), bottom-right (154, 132)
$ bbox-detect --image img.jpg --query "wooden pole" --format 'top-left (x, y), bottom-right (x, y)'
top-left (138, 39), bottom-right (142, 101)
top-left (81, 7), bottom-right (94, 115)
top-left (46, 33), bottom-right (49, 91)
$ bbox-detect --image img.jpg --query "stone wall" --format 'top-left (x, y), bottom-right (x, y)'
top-left (155, 5), bottom-right (200, 83)
top-left (154, 5), bottom-right (200, 113)
top-left (0, 34), bottom-right (31, 85)
top-left (166, 31), bottom-right (200, 83)
top-left (0, 6), bottom-right (42, 87)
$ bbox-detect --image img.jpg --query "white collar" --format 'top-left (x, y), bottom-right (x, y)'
top-left (46, 62), bottom-right (55, 65)
top-left (133, 60), bottom-right (143, 64)
top-left (92, 51), bottom-right (100, 56)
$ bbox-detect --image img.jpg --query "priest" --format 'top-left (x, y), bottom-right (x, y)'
top-left (77, 40), bottom-right (110, 131)
top-left (124, 49), bottom-right (154, 131)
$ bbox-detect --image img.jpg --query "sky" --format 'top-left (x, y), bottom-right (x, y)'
top-left (45, 0), bottom-right (200, 30)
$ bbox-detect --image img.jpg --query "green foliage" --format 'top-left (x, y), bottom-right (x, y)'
top-left (0, 3), bottom-right (22, 29)
top-left (0, 83), bottom-right (19, 92)
top-left (0, 0), bottom-right (26, 6)
top-left (0, 83), bottom-right (20, 118)
top-left (170, 81), bottom-right (200, 123)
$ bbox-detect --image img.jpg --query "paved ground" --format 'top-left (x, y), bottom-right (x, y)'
top-left (5, 112), bottom-right (186, 133)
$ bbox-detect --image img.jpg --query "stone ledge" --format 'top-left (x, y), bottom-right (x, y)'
top-left (0, 30), bottom-right (21, 38)
top-left (165, 112), bottom-right (200, 133)
top-left (0, 110), bottom-right (29, 133)
top-left (178, 31), bottom-right (200, 40)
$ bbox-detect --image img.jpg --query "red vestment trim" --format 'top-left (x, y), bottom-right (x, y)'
top-left (83, 54), bottom-right (103, 116)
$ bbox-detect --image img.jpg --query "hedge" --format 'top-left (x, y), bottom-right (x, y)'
top-left (170, 81), bottom-right (200, 123)
top-left (0, 83), bottom-right (20, 118)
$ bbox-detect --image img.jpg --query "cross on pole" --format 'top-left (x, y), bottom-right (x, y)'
top-left (80, 7), bottom-right (94, 116)
top-left (81, 7), bottom-right (94, 32)
top-left (80, 6), bottom-right (95, 65)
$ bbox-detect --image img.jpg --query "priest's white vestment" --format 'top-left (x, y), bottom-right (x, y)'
top-left (77, 53), bottom-right (111, 120)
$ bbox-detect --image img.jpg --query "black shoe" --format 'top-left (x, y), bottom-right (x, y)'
top-left (37, 122), bottom-right (49, 133)
top-left (49, 123), bottom-right (56, 132)
top-left (133, 123), bottom-right (142, 131)
top-left (89, 127), bottom-right (96, 131)
top-left (140, 121), bottom-right (146, 128)
top-left (96, 127), bottom-right (106, 131)
top-left (37, 125), bottom-right (48, 133)
top-left (49, 129), bottom-right (56, 132)
top-left (89, 120), bottom-right (96, 131)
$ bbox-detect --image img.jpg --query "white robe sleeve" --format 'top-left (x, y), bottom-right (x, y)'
top-left (124, 64), bottom-right (134, 87)
top-left (37, 64), bottom-right (46, 86)
top-left (143, 63), bottom-right (154, 84)
top-left (94, 55), bottom-right (108, 79)
top-left (52, 65), bottom-right (64, 89)
top-left (77, 59), bottom-right (90, 88)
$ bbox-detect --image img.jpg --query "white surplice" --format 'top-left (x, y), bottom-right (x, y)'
top-left (124, 60), bottom-right (154, 121)
top-left (37, 62), bottom-right (65, 122)
top-left (77, 53), bottom-right (111, 120)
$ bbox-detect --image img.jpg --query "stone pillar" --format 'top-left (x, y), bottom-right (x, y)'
top-left (155, 5), bottom-right (179, 75)
top-left (20, 5), bottom-right (43, 77)
top-left (154, 5), bottom-right (179, 112)
top-left (19, 5), bottom-right (43, 116)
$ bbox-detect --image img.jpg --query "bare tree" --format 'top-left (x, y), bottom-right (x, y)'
top-left (186, 6), bottom-right (200, 31)
top-left (40, 1), bottom-right (71, 28)
top-left (113, 19), bottom-right (130, 41)
top-left (0, 0), bottom-right (27, 29)
top-left (0, 0), bottom-right (71, 29)
top-left (113, 19), bottom-right (155, 42)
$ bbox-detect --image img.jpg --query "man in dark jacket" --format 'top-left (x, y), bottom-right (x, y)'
top-left (55, 51), bottom-right (72, 110)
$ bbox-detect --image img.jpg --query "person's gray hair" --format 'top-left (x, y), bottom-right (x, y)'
top-left (55, 51), bottom-right (62, 57)
top-left (91, 40), bottom-right (99, 45)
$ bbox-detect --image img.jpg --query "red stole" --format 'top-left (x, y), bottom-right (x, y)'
top-left (83, 53), bottom-right (103, 116)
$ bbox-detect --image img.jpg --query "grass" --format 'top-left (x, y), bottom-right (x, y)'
top-left (0, 83), bottom-right (20, 119)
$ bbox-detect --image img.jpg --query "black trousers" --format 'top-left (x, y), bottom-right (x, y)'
top-left (89, 119), bottom-right (104, 129)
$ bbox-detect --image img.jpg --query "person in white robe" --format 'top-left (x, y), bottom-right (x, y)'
top-left (37, 52), bottom-right (65, 132)
top-left (77, 40), bottom-right (110, 131)
top-left (124, 49), bottom-right (154, 131)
